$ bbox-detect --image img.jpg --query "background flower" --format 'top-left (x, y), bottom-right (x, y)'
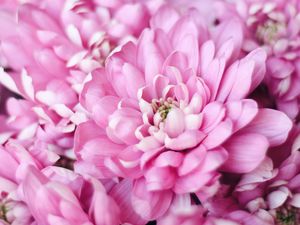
top-left (216, 0), bottom-right (300, 119)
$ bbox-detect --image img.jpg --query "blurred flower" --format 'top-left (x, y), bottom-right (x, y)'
top-left (0, 0), bottom-right (160, 156)
top-left (216, 0), bottom-right (300, 119)
top-left (0, 140), bottom-right (57, 225)
top-left (22, 166), bottom-right (121, 225)
top-left (236, 149), bottom-right (300, 224)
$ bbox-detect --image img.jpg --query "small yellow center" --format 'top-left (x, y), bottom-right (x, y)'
top-left (151, 98), bottom-right (178, 121)
top-left (256, 20), bottom-right (284, 44)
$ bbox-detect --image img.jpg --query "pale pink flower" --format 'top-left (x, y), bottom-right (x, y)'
top-left (0, 0), bottom-right (158, 154)
top-left (0, 97), bottom-right (76, 160)
top-left (0, 140), bottom-right (55, 225)
top-left (216, 0), bottom-right (300, 119)
top-left (22, 166), bottom-right (121, 225)
top-left (236, 150), bottom-right (300, 224)
top-left (205, 185), bottom-right (275, 225)
top-left (75, 6), bottom-right (292, 220)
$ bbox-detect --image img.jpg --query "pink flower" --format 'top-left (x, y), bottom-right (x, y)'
top-left (205, 185), bottom-right (275, 225)
top-left (216, 0), bottom-right (300, 119)
top-left (235, 150), bottom-right (300, 224)
top-left (0, 0), bottom-right (157, 154)
top-left (22, 166), bottom-right (120, 225)
top-left (0, 140), bottom-right (55, 225)
top-left (75, 5), bottom-right (292, 220)
top-left (0, 97), bottom-right (76, 159)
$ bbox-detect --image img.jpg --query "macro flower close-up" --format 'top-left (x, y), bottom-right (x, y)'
top-left (0, 0), bottom-right (298, 225)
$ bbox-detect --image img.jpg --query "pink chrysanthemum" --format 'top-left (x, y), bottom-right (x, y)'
top-left (216, 0), bottom-right (300, 119)
top-left (236, 150), bottom-right (300, 225)
top-left (0, 0), bottom-right (159, 155)
top-left (75, 6), bottom-right (292, 220)
top-left (0, 140), bottom-right (58, 224)
top-left (21, 165), bottom-right (121, 225)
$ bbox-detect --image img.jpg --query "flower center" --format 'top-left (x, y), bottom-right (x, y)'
top-left (276, 206), bottom-right (300, 225)
top-left (0, 192), bottom-right (9, 223)
top-left (0, 205), bottom-right (8, 222)
top-left (256, 20), bottom-right (285, 45)
top-left (151, 97), bottom-right (178, 121)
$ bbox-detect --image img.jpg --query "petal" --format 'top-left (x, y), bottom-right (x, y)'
top-left (290, 193), bottom-right (300, 208)
top-left (178, 145), bottom-right (207, 176)
top-left (175, 148), bottom-right (227, 194)
top-left (243, 109), bottom-right (293, 147)
top-left (108, 108), bottom-right (142, 145)
top-left (222, 133), bottom-right (269, 173)
top-left (145, 166), bottom-right (176, 191)
top-left (150, 5), bottom-right (179, 33)
top-left (109, 180), bottom-right (146, 225)
top-left (267, 188), bottom-right (289, 209)
top-left (201, 57), bottom-right (226, 100)
top-left (267, 57), bottom-right (294, 79)
top-left (225, 99), bottom-right (258, 132)
top-left (91, 96), bottom-right (119, 128)
top-left (123, 63), bottom-right (145, 99)
top-left (244, 48), bottom-right (267, 91)
top-left (154, 151), bottom-right (183, 168)
top-left (74, 121), bottom-right (104, 157)
top-left (165, 130), bottom-right (206, 151)
top-left (200, 40), bottom-right (215, 75)
top-left (164, 108), bottom-right (185, 138)
top-left (217, 59), bottom-right (254, 102)
top-left (0, 147), bottom-right (18, 182)
top-left (213, 19), bottom-right (243, 62)
top-left (137, 136), bottom-right (162, 152)
top-left (203, 119), bottom-right (233, 149)
top-left (202, 102), bottom-right (226, 133)
top-left (131, 179), bottom-right (173, 220)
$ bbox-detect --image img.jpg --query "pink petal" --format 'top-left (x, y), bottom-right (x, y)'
top-left (123, 63), bottom-right (145, 99)
top-left (165, 130), bottom-right (206, 151)
top-left (202, 119), bottom-right (233, 149)
top-left (200, 40), bottom-right (215, 75)
top-left (150, 5), bottom-right (179, 33)
top-left (267, 57), bottom-right (294, 79)
top-left (131, 178), bottom-right (173, 220)
top-left (202, 102), bottom-right (226, 133)
top-left (244, 48), bottom-right (267, 91)
top-left (243, 109), bottom-right (293, 147)
top-left (178, 145), bottom-right (207, 176)
top-left (225, 99), bottom-right (258, 132)
top-left (222, 133), bottom-right (269, 173)
top-left (145, 166), bottom-right (176, 191)
top-left (164, 108), bottom-right (185, 138)
top-left (267, 188), bottom-right (289, 209)
top-left (109, 180), bottom-right (147, 225)
top-left (154, 151), bottom-right (183, 168)
top-left (91, 96), bottom-right (119, 128)
top-left (290, 193), bottom-right (300, 208)
top-left (213, 19), bottom-right (243, 62)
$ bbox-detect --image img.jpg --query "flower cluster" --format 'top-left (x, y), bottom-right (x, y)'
top-left (0, 0), bottom-right (298, 224)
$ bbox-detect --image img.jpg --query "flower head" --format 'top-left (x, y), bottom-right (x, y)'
top-left (75, 5), bottom-right (292, 220)
top-left (0, 0), bottom-right (158, 156)
top-left (216, 0), bottom-right (300, 119)
top-left (236, 147), bottom-right (300, 224)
